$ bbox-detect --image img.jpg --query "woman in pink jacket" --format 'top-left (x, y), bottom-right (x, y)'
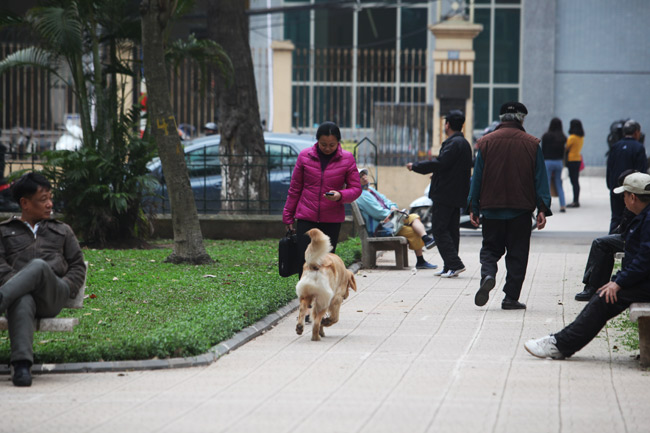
top-left (283, 122), bottom-right (362, 275)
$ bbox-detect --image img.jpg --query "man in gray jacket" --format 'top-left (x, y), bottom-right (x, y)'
top-left (0, 172), bottom-right (86, 386)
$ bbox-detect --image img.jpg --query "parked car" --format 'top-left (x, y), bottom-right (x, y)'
top-left (145, 132), bottom-right (316, 214)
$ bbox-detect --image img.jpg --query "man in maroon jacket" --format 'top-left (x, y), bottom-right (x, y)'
top-left (468, 102), bottom-right (552, 310)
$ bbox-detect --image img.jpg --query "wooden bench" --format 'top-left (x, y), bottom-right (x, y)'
top-left (0, 264), bottom-right (87, 332)
top-left (614, 252), bottom-right (650, 367)
top-left (350, 201), bottom-right (409, 269)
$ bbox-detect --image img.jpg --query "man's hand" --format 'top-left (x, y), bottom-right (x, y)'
top-left (286, 224), bottom-right (294, 232)
top-left (470, 211), bottom-right (480, 228)
top-left (597, 281), bottom-right (621, 304)
top-left (406, 162), bottom-right (413, 171)
top-left (536, 211), bottom-right (547, 230)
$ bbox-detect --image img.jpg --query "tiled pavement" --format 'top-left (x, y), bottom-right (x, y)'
top-left (2, 176), bottom-right (650, 433)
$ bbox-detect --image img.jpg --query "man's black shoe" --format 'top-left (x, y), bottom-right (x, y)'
top-left (575, 286), bottom-right (596, 302)
top-left (11, 361), bottom-right (32, 387)
top-left (567, 202), bottom-right (580, 208)
top-left (501, 297), bottom-right (526, 310)
top-left (474, 275), bottom-right (495, 306)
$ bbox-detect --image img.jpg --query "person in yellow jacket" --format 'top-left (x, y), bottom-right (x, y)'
top-left (565, 119), bottom-right (585, 208)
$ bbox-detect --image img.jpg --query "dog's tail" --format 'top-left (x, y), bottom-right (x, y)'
top-left (304, 228), bottom-right (332, 266)
top-left (343, 270), bottom-right (357, 300)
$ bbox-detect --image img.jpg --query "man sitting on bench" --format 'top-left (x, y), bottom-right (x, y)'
top-left (524, 172), bottom-right (650, 360)
top-left (355, 168), bottom-right (438, 270)
top-left (0, 172), bottom-right (86, 386)
top-left (575, 169), bottom-right (638, 301)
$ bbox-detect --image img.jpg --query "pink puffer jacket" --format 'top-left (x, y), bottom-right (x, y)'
top-left (282, 143), bottom-right (361, 224)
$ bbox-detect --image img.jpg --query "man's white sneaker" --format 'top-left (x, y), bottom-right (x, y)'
top-left (440, 267), bottom-right (466, 278)
top-left (524, 335), bottom-right (565, 359)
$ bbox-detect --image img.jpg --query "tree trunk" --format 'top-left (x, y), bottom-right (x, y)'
top-left (140, 0), bottom-right (212, 264)
top-left (207, 0), bottom-right (269, 213)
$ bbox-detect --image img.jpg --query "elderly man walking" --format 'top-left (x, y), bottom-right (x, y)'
top-left (468, 102), bottom-right (552, 310)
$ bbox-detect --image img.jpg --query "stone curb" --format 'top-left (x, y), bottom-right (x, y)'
top-left (0, 261), bottom-right (362, 375)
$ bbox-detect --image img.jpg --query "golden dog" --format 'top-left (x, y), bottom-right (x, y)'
top-left (295, 228), bottom-right (357, 341)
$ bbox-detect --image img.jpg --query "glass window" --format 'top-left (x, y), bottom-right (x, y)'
top-left (473, 88), bottom-right (489, 130)
top-left (314, 8), bottom-right (353, 48)
top-left (496, 0), bottom-right (521, 4)
top-left (492, 88), bottom-right (519, 121)
top-left (358, 8), bottom-right (396, 50)
top-left (401, 8), bottom-right (427, 50)
top-left (284, 10), bottom-right (310, 49)
top-left (473, 8), bottom-right (490, 84)
top-left (266, 144), bottom-right (281, 169)
top-left (186, 145), bottom-right (220, 177)
top-left (493, 9), bottom-right (520, 83)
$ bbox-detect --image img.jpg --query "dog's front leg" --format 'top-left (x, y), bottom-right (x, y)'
top-left (296, 296), bottom-right (311, 335)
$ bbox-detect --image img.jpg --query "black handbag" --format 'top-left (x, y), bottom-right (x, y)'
top-left (278, 229), bottom-right (300, 277)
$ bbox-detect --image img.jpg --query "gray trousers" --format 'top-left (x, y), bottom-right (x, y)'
top-left (1, 259), bottom-right (70, 364)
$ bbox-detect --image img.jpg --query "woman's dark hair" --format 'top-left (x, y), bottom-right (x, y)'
top-left (12, 172), bottom-right (52, 203)
top-left (316, 121), bottom-right (341, 141)
top-left (545, 117), bottom-right (567, 143)
top-left (547, 117), bottom-right (563, 134)
top-left (568, 118), bottom-right (585, 137)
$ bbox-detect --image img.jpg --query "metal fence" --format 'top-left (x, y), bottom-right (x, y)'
top-left (1, 41), bottom-right (432, 181)
top-left (291, 47), bottom-right (429, 132)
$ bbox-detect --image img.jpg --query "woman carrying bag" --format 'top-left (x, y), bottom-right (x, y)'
top-left (282, 121), bottom-right (362, 277)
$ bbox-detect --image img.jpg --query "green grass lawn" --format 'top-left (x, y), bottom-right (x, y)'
top-left (0, 237), bottom-right (362, 364)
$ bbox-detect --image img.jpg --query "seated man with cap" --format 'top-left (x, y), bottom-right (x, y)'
top-left (355, 168), bottom-right (438, 270)
top-left (525, 172), bottom-right (650, 360)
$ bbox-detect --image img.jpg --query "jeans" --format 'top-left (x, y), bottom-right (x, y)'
top-left (582, 234), bottom-right (625, 290)
top-left (545, 159), bottom-right (566, 208)
top-left (554, 286), bottom-right (650, 357)
top-left (566, 160), bottom-right (581, 204)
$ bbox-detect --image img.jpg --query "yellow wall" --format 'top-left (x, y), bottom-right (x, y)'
top-left (365, 165), bottom-right (432, 210)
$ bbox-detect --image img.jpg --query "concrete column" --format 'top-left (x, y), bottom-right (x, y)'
top-left (271, 40), bottom-right (295, 133)
top-left (429, 16), bottom-right (482, 154)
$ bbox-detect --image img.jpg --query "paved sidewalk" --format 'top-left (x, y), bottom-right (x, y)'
top-left (2, 176), bottom-right (650, 433)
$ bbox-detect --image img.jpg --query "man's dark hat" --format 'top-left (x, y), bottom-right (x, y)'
top-left (445, 109), bottom-right (465, 123)
top-left (499, 101), bottom-right (528, 115)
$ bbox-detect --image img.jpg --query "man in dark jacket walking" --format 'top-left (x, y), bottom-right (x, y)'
top-left (0, 172), bottom-right (86, 387)
top-left (468, 102), bottom-right (552, 310)
top-left (406, 110), bottom-right (473, 278)
top-left (525, 172), bottom-right (650, 360)
top-left (606, 120), bottom-right (647, 233)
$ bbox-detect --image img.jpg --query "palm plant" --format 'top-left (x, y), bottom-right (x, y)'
top-left (0, 0), bottom-right (231, 248)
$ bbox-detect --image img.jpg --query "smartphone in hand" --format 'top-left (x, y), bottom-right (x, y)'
top-left (325, 192), bottom-right (335, 196)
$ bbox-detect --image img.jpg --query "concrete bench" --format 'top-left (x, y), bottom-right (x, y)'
top-left (614, 252), bottom-right (649, 367)
top-left (629, 303), bottom-right (650, 368)
top-left (351, 201), bottom-right (409, 269)
top-left (0, 264), bottom-right (87, 332)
